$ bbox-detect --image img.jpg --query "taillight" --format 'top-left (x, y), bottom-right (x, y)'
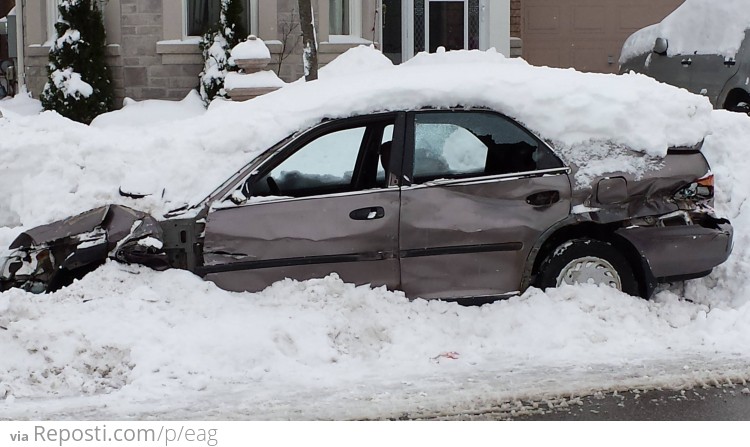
top-left (695, 173), bottom-right (714, 198)
top-left (675, 172), bottom-right (714, 200)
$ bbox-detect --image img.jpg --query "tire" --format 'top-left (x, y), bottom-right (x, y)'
top-left (534, 238), bottom-right (640, 296)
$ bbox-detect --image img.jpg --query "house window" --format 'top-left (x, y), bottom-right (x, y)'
top-left (47, 0), bottom-right (60, 42)
top-left (329, 0), bottom-right (362, 37)
top-left (330, 0), bottom-right (350, 35)
top-left (185, 0), bottom-right (257, 37)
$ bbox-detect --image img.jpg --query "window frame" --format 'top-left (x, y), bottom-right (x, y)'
top-left (222, 112), bottom-right (406, 206)
top-left (182, 0), bottom-right (258, 39)
top-left (46, 0), bottom-right (60, 43)
top-left (404, 109), bottom-right (567, 187)
top-left (328, 0), bottom-right (363, 38)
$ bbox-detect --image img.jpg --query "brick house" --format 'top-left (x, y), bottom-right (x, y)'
top-left (15, 0), bottom-right (511, 105)
top-left (510, 0), bottom-right (685, 73)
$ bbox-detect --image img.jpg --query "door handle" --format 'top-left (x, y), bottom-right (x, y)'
top-left (725, 59), bottom-right (737, 66)
top-left (526, 191), bottom-right (561, 208)
top-left (681, 58), bottom-right (692, 66)
top-left (350, 207), bottom-right (385, 220)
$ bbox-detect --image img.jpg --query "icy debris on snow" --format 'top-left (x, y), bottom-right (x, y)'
top-left (431, 352), bottom-right (461, 362)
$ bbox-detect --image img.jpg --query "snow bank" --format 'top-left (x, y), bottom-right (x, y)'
top-left (0, 48), bottom-right (712, 227)
top-left (90, 91), bottom-right (206, 128)
top-left (620, 0), bottom-right (750, 62)
top-left (0, 109), bottom-right (749, 419)
top-left (0, 259), bottom-right (749, 417)
top-left (224, 71), bottom-right (286, 89)
top-left (0, 89), bottom-right (42, 117)
top-left (318, 44), bottom-right (394, 78)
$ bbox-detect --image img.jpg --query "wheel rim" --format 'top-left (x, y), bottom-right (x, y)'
top-left (555, 256), bottom-right (623, 290)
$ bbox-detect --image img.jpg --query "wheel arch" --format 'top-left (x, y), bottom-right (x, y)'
top-left (523, 220), bottom-right (656, 298)
top-left (721, 87), bottom-right (750, 111)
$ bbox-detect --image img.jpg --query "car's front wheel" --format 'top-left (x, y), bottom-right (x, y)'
top-left (534, 238), bottom-right (640, 296)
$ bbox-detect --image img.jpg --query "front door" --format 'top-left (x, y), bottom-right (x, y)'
top-left (426, 0), bottom-right (467, 52)
top-left (382, 0), bottom-right (404, 64)
top-left (201, 114), bottom-right (405, 293)
top-left (398, 110), bottom-right (572, 300)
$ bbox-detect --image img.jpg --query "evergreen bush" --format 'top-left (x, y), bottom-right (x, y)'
top-left (41, 0), bottom-right (114, 124)
top-left (199, 0), bottom-right (247, 105)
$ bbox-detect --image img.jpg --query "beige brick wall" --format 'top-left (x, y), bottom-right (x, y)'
top-left (510, 0), bottom-right (521, 38)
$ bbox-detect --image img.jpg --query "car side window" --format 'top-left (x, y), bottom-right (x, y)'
top-left (249, 120), bottom-right (395, 199)
top-left (412, 111), bottom-right (563, 184)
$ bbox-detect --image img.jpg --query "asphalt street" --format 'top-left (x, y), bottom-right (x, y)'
top-left (511, 387), bottom-right (750, 421)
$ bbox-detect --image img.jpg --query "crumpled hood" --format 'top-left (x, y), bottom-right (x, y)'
top-left (10, 205), bottom-right (154, 250)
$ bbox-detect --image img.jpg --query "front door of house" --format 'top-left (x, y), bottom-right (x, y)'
top-left (382, 0), bottom-right (403, 64)
top-left (426, 0), bottom-right (467, 52)
top-left (381, 0), bottom-right (481, 63)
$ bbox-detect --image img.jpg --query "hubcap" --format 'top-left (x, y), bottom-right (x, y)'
top-left (556, 256), bottom-right (622, 290)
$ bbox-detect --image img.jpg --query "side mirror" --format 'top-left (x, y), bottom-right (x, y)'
top-left (653, 37), bottom-right (668, 55)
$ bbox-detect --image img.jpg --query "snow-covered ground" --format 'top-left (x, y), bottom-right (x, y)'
top-left (0, 49), bottom-right (749, 420)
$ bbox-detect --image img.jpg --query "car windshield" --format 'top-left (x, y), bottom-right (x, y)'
top-left (165, 135), bottom-right (296, 218)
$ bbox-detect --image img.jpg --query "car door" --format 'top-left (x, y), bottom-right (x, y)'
top-left (398, 110), bottom-right (572, 300)
top-left (646, 47), bottom-right (692, 92)
top-left (200, 113), bottom-right (405, 292)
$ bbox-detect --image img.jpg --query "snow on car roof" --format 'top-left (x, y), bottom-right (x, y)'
top-left (0, 47), bottom-right (711, 227)
top-left (620, 0), bottom-right (750, 62)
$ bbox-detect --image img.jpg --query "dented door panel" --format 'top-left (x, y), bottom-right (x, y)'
top-left (399, 173), bottom-right (572, 299)
top-left (202, 190), bottom-right (401, 292)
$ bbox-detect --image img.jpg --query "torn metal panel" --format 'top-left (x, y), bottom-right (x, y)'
top-left (1, 205), bottom-right (167, 292)
top-left (569, 150), bottom-right (712, 224)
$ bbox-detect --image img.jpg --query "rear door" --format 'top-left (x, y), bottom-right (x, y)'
top-left (201, 113), bottom-right (405, 292)
top-left (398, 110), bottom-right (572, 300)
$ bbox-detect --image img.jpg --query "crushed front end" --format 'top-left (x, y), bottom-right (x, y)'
top-left (615, 171), bottom-right (733, 283)
top-left (0, 205), bottom-right (169, 293)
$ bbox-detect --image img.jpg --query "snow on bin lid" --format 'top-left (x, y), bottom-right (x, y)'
top-left (231, 35), bottom-right (271, 61)
top-left (621, 0), bottom-right (750, 62)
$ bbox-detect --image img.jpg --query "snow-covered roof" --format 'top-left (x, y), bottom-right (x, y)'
top-left (620, 0), bottom-right (750, 62)
top-left (0, 47), bottom-right (712, 227)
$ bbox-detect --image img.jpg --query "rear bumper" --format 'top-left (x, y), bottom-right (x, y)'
top-left (616, 217), bottom-right (733, 282)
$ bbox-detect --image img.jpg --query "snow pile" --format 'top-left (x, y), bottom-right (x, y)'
top-left (224, 71), bottom-right (286, 90)
top-left (0, 65), bottom-right (750, 419)
top-left (0, 48), bottom-right (713, 227)
top-left (620, 0), bottom-right (750, 62)
top-left (683, 110), bottom-right (750, 310)
top-left (90, 91), bottom-right (206, 128)
top-left (0, 89), bottom-right (42, 117)
top-left (318, 44), bottom-right (394, 78)
top-left (230, 36), bottom-right (271, 60)
top-left (0, 254), bottom-right (749, 417)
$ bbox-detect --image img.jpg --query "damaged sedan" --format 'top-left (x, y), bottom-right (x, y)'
top-left (0, 108), bottom-right (733, 302)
